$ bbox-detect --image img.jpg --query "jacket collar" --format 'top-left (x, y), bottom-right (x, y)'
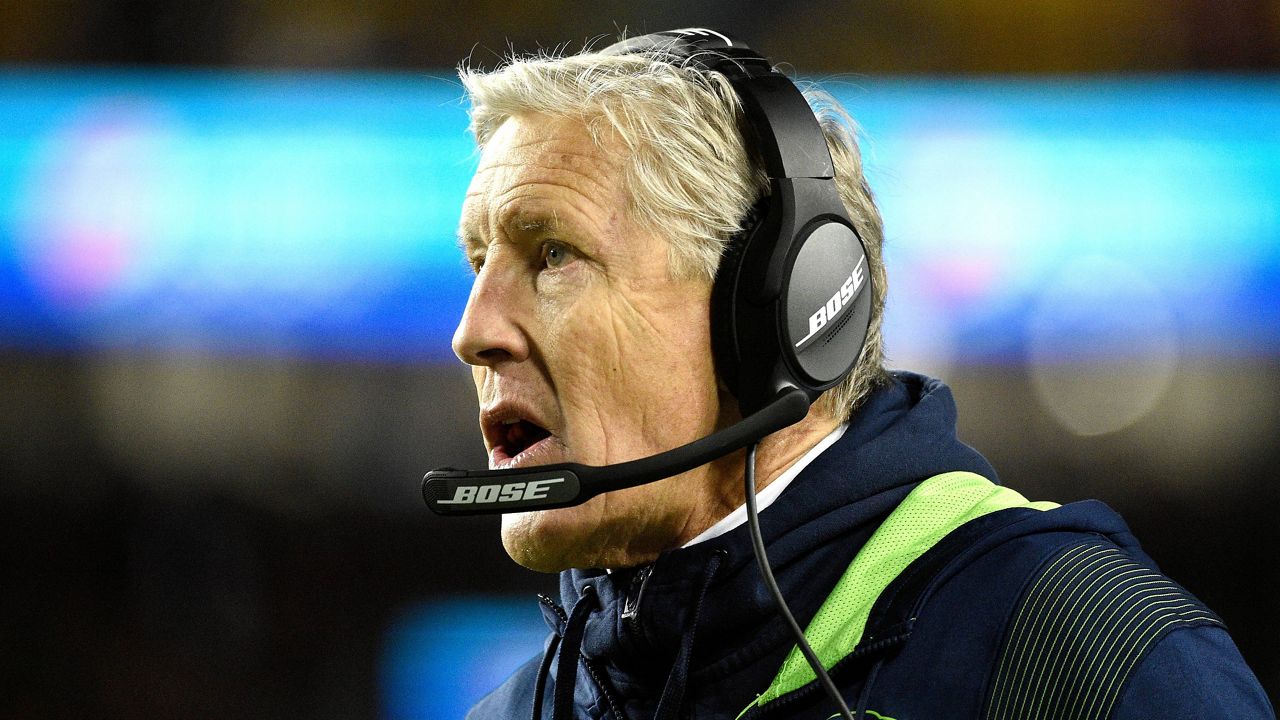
top-left (550, 372), bottom-right (998, 707)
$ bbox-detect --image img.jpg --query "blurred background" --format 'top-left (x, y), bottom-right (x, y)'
top-left (2, 2), bottom-right (1278, 718)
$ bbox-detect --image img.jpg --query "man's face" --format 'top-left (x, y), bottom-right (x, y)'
top-left (453, 113), bottom-right (733, 571)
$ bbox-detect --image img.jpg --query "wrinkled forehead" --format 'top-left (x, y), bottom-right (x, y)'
top-left (488, 113), bottom-right (623, 170)
top-left (460, 113), bottom-right (633, 237)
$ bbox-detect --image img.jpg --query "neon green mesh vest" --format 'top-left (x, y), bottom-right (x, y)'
top-left (737, 471), bottom-right (1059, 718)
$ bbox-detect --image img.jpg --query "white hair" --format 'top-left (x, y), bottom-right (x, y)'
top-left (459, 48), bottom-right (889, 419)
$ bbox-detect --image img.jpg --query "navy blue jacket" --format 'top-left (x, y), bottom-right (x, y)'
top-left (469, 372), bottom-right (1274, 719)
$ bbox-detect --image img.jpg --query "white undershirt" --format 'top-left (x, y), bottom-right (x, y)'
top-left (682, 422), bottom-right (849, 547)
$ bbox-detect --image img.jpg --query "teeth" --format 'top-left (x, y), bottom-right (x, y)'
top-left (501, 418), bottom-right (521, 425)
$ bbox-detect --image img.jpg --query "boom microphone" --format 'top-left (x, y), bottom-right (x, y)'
top-left (421, 387), bottom-right (810, 516)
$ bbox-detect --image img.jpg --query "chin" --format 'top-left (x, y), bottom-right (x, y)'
top-left (499, 485), bottom-right (682, 572)
top-left (499, 505), bottom-right (597, 573)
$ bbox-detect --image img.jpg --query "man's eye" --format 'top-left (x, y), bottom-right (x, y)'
top-left (541, 241), bottom-right (575, 270)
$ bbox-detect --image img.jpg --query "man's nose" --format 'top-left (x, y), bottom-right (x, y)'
top-left (451, 262), bottom-right (530, 367)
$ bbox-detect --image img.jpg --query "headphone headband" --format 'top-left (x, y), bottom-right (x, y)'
top-left (598, 28), bottom-right (762, 70)
top-left (599, 29), bottom-right (835, 180)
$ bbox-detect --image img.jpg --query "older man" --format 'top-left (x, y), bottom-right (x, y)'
top-left (433, 30), bottom-right (1273, 720)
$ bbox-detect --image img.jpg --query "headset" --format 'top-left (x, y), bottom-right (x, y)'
top-left (422, 28), bottom-right (873, 720)
top-left (421, 28), bottom-right (873, 516)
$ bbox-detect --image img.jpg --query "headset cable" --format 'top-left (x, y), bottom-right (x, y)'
top-left (745, 442), bottom-right (856, 720)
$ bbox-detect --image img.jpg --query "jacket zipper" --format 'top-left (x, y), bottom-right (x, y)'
top-left (539, 593), bottom-right (569, 624)
top-left (620, 565), bottom-right (653, 632)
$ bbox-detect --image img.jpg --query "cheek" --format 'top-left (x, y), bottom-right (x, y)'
top-left (630, 293), bottom-right (718, 391)
top-left (540, 292), bottom-right (627, 385)
top-left (540, 281), bottom-right (720, 453)
top-left (593, 296), bottom-right (718, 414)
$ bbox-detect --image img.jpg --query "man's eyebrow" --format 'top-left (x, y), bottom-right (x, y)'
top-left (455, 230), bottom-right (482, 254)
top-left (505, 211), bottom-right (564, 235)
top-left (454, 210), bottom-right (570, 255)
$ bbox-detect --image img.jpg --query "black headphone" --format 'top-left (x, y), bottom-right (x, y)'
top-left (422, 28), bottom-right (872, 515)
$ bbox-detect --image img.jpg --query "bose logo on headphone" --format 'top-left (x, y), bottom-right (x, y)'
top-left (795, 256), bottom-right (867, 350)
top-left (437, 477), bottom-right (566, 505)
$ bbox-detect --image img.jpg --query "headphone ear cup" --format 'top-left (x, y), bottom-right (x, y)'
top-left (710, 199), bottom-right (768, 404)
top-left (712, 190), bottom-right (872, 417)
top-left (710, 226), bottom-right (747, 400)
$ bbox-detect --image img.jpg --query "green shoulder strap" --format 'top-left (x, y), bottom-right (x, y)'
top-left (738, 471), bottom-right (1059, 718)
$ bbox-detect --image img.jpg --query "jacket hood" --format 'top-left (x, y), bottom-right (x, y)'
top-left (470, 372), bottom-right (1263, 720)
top-left (544, 372), bottom-right (1000, 715)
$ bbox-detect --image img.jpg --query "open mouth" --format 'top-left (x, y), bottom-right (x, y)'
top-left (489, 418), bottom-right (555, 468)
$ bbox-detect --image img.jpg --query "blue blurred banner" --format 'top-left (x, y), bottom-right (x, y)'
top-left (1, 70), bottom-right (1277, 363)
top-left (0, 70), bottom-right (476, 361)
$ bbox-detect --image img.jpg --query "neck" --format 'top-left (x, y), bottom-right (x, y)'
top-left (675, 404), bottom-right (841, 546)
